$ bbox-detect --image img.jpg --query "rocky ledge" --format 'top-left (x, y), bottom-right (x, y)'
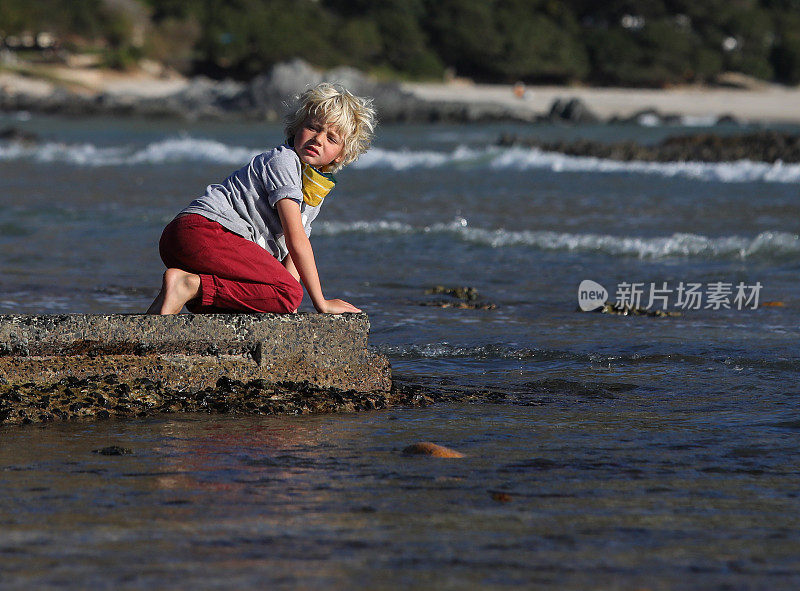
top-left (0, 313), bottom-right (393, 425)
top-left (498, 130), bottom-right (800, 163)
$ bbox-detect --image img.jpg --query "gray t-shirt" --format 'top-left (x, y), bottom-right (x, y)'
top-left (180, 144), bottom-right (323, 261)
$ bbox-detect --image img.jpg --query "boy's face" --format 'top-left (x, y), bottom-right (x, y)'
top-left (294, 117), bottom-right (344, 169)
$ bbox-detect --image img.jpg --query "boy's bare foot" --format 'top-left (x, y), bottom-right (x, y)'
top-left (146, 268), bottom-right (201, 314)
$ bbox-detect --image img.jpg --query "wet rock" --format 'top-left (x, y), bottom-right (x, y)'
top-left (598, 302), bottom-right (681, 317)
top-left (498, 130), bottom-right (800, 164)
top-left (403, 442), bottom-right (465, 458)
top-left (659, 130), bottom-right (800, 162)
top-left (0, 372), bottom-right (445, 426)
top-left (420, 286), bottom-right (497, 310)
top-left (426, 286), bottom-right (479, 301)
top-left (717, 114), bottom-right (740, 125)
top-left (574, 301), bottom-right (681, 317)
top-left (420, 300), bottom-right (497, 310)
top-left (607, 108), bottom-right (683, 126)
top-left (0, 126), bottom-right (39, 143)
top-left (546, 97), bottom-right (599, 124)
top-left (608, 108), bottom-right (739, 126)
top-left (93, 446), bottom-right (133, 456)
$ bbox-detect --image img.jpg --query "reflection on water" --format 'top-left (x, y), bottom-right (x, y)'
top-left (2, 400), bottom-right (799, 590)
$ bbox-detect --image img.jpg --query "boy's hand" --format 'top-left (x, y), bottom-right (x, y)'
top-left (276, 200), bottom-right (361, 315)
top-left (317, 298), bottom-right (361, 314)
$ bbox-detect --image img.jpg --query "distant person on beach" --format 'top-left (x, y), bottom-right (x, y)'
top-left (146, 83), bottom-right (376, 315)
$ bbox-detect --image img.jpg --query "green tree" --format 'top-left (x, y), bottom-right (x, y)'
top-left (771, 11), bottom-right (800, 83)
top-left (330, 18), bottom-right (383, 68)
top-left (190, 0), bottom-right (338, 77)
top-left (424, 0), bottom-right (503, 79)
top-left (720, 5), bottom-right (775, 79)
top-left (493, 5), bottom-right (589, 82)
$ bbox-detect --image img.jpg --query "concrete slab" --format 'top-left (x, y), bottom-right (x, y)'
top-left (0, 313), bottom-right (394, 425)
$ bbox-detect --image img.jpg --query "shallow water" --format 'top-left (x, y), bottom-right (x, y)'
top-left (3, 402), bottom-right (799, 590)
top-left (1, 112), bottom-right (799, 588)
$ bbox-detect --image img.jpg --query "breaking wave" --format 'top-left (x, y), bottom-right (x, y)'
top-left (355, 146), bottom-right (800, 184)
top-left (0, 137), bottom-right (257, 166)
top-left (1, 137), bottom-right (799, 183)
top-left (315, 218), bottom-right (800, 260)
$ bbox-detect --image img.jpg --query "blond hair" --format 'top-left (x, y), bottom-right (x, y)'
top-left (285, 83), bottom-right (376, 172)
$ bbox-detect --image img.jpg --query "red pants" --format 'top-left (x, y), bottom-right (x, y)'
top-left (159, 214), bottom-right (304, 313)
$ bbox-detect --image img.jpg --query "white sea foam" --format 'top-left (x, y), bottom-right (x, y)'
top-left (353, 145), bottom-right (490, 170)
top-left (125, 137), bottom-right (255, 165)
top-left (354, 145), bottom-right (800, 183)
top-left (379, 343), bottom-right (546, 359)
top-left (637, 113), bottom-right (724, 127)
top-left (680, 114), bottom-right (723, 127)
top-left (315, 218), bottom-right (800, 259)
top-left (0, 137), bottom-right (257, 167)
top-left (2, 137), bottom-right (799, 183)
top-left (484, 147), bottom-right (800, 183)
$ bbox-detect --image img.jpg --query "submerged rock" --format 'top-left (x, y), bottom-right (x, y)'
top-left (420, 301), bottom-right (497, 310)
top-left (426, 286), bottom-right (479, 301)
top-left (595, 302), bottom-right (682, 317)
top-left (403, 442), bottom-right (465, 458)
top-left (0, 374), bottom-right (438, 426)
top-left (93, 445), bottom-right (133, 456)
top-left (489, 491), bottom-right (513, 502)
top-left (420, 286), bottom-right (497, 309)
top-left (0, 126), bottom-right (39, 143)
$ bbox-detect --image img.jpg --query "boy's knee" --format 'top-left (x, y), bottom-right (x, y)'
top-left (284, 281), bottom-right (304, 312)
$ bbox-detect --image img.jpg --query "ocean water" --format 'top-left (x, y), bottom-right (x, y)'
top-left (1, 113), bottom-right (799, 589)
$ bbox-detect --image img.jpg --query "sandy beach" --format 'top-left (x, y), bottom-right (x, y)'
top-left (2, 61), bottom-right (800, 124)
top-left (402, 80), bottom-right (800, 124)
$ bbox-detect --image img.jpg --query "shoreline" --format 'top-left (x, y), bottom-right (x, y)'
top-left (402, 81), bottom-right (800, 125)
top-left (2, 59), bottom-right (800, 125)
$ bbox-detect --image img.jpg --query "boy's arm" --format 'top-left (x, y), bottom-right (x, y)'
top-left (276, 198), bottom-right (361, 314)
top-left (281, 252), bottom-right (300, 283)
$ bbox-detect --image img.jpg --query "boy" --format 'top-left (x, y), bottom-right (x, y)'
top-left (146, 83), bottom-right (376, 315)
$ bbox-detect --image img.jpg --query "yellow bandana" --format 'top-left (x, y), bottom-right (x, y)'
top-left (301, 163), bottom-right (336, 207)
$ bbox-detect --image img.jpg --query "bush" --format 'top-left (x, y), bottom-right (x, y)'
top-left (143, 16), bottom-right (200, 73)
top-left (102, 45), bottom-right (141, 70)
top-left (372, 2), bottom-right (444, 78)
top-left (772, 34), bottom-right (800, 84)
top-left (719, 6), bottom-right (775, 80)
top-left (586, 28), bottom-right (649, 85)
top-left (492, 9), bottom-right (589, 82)
top-left (331, 18), bottom-right (383, 69)
top-left (424, 0), bottom-right (503, 80)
